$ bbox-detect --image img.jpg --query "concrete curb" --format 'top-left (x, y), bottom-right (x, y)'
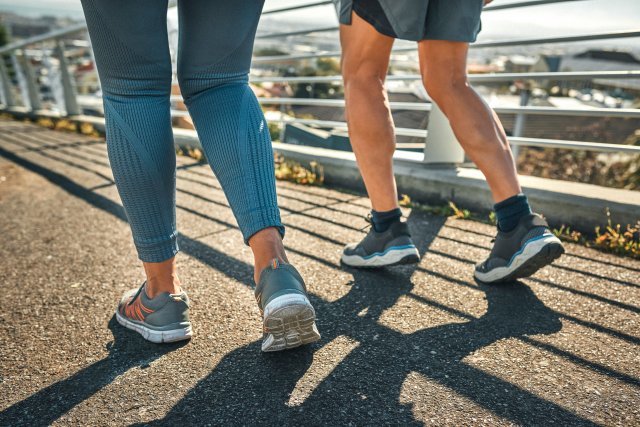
top-left (272, 142), bottom-right (640, 232)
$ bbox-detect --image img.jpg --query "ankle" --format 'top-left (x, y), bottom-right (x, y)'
top-left (494, 193), bottom-right (532, 232)
top-left (145, 276), bottom-right (181, 299)
top-left (371, 207), bottom-right (402, 233)
top-left (249, 227), bottom-right (288, 284)
top-left (142, 257), bottom-right (181, 298)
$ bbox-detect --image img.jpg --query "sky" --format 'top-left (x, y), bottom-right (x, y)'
top-left (0, 0), bottom-right (638, 45)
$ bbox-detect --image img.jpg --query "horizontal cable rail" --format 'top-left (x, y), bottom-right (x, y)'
top-left (257, 97), bottom-right (430, 111)
top-left (257, 26), bottom-right (338, 39)
top-left (255, 97), bottom-right (640, 118)
top-left (251, 71), bottom-right (640, 84)
top-left (483, 0), bottom-right (588, 11)
top-left (253, 29), bottom-right (640, 62)
top-left (277, 117), bottom-right (428, 138)
top-left (509, 137), bottom-right (640, 153)
top-left (262, 1), bottom-right (333, 14)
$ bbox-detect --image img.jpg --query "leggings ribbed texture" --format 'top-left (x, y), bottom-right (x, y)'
top-left (80, 0), bottom-right (283, 262)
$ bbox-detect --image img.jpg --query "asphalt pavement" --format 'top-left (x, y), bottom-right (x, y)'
top-left (0, 118), bottom-right (638, 426)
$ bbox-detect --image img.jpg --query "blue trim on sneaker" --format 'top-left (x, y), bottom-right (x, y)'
top-left (361, 244), bottom-right (417, 260)
top-left (506, 233), bottom-right (554, 267)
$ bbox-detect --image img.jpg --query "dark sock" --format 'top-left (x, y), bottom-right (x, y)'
top-left (371, 208), bottom-right (402, 233)
top-left (494, 193), bottom-right (532, 232)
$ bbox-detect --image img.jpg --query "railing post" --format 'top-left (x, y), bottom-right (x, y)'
top-left (11, 53), bottom-right (31, 110)
top-left (511, 83), bottom-right (531, 160)
top-left (279, 102), bottom-right (286, 142)
top-left (85, 30), bottom-right (101, 93)
top-left (423, 102), bottom-right (465, 164)
top-left (18, 54), bottom-right (41, 112)
top-left (42, 49), bottom-right (65, 114)
top-left (54, 39), bottom-right (80, 116)
top-left (0, 55), bottom-right (15, 108)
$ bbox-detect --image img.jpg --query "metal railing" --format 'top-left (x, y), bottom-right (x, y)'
top-left (0, 0), bottom-right (639, 167)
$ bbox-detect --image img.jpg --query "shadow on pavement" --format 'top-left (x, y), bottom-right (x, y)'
top-left (0, 129), bottom-right (600, 426)
top-left (0, 317), bottom-right (187, 427)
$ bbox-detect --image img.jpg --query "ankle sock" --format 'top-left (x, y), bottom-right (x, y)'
top-left (494, 193), bottom-right (532, 232)
top-left (371, 208), bottom-right (402, 233)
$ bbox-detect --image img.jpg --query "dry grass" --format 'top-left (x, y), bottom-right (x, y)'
top-left (274, 152), bottom-right (324, 185)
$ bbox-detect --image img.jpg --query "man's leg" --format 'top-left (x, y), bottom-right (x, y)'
top-left (340, 12), bottom-right (397, 212)
top-left (418, 40), bottom-right (521, 202)
top-left (339, 12), bottom-right (419, 268)
top-left (418, 40), bottom-right (563, 282)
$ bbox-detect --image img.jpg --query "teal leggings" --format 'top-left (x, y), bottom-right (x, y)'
top-left (81, 0), bottom-right (283, 262)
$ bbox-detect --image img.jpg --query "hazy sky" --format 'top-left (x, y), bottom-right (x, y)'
top-left (0, 0), bottom-right (638, 42)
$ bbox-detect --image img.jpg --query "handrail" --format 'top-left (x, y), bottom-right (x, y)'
top-left (0, 22), bottom-right (87, 55)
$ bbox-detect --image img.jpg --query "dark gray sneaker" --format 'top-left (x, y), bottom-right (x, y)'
top-left (115, 282), bottom-right (192, 343)
top-left (341, 220), bottom-right (420, 268)
top-left (475, 213), bottom-right (564, 284)
top-left (255, 260), bottom-right (320, 352)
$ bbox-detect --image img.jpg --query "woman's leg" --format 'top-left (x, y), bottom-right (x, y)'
top-left (177, 0), bottom-right (320, 351)
top-left (81, 0), bottom-right (190, 344)
top-left (176, 0), bottom-right (285, 284)
top-left (81, 0), bottom-right (180, 297)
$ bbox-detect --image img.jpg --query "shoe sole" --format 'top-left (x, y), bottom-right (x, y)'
top-left (115, 311), bottom-right (192, 344)
top-left (475, 234), bottom-right (565, 284)
top-left (341, 246), bottom-right (420, 268)
top-left (262, 294), bottom-right (321, 352)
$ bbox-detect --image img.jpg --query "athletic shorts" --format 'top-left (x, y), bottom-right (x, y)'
top-left (337, 0), bottom-right (484, 43)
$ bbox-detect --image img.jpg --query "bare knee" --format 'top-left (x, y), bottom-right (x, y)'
top-left (422, 73), bottom-right (470, 114)
top-left (342, 63), bottom-right (386, 95)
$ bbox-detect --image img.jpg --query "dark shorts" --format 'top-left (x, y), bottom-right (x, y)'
top-left (338, 0), bottom-right (484, 43)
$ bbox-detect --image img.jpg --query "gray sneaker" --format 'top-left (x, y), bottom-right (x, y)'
top-left (115, 282), bottom-right (192, 343)
top-left (475, 213), bottom-right (564, 284)
top-left (341, 219), bottom-right (420, 268)
top-left (255, 260), bottom-right (321, 352)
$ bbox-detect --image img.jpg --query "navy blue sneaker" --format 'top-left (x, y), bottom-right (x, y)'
top-left (475, 213), bottom-right (564, 283)
top-left (341, 220), bottom-right (419, 268)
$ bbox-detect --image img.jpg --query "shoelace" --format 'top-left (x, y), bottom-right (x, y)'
top-left (360, 213), bottom-right (373, 232)
top-left (127, 281), bottom-right (147, 306)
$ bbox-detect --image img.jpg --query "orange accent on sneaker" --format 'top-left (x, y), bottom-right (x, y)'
top-left (134, 302), bottom-right (144, 321)
top-left (139, 302), bottom-right (154, 313)
top-left (120, 293), bottom-right (154, 321)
